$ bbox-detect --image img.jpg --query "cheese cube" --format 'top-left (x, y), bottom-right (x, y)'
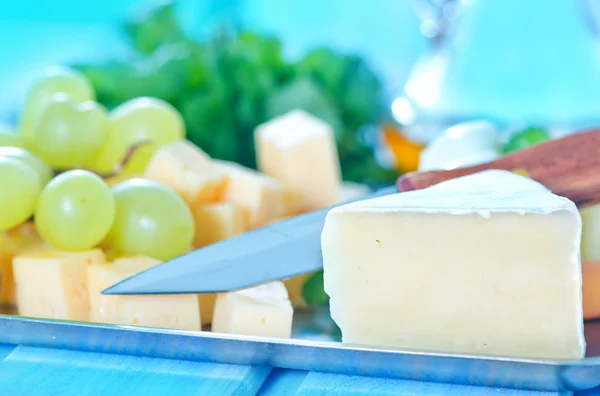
top-left (212, 281), bottom-right (293, 338)
top-left (338, 182), bottom-right (371, 203)
top-left (198, 293), bottom-right (216, 326)
top-left (284, 274), bottom-right (311, 309)
top-left (13, 249), bottom-right (105, 321)
top-left (216, 161), bottom-right (285, 228)
top-left (144, 140), bottom-right (226, 205)
top-left (581, 204), bottom-right (600, 261)
top-left (255, 109), bottom-right (342, 212)
top-left (0, 248), bottom-right (13, 305)
top-left (88, 256), bottom-right (201, 331)
top-left (582, 260), bottom-right (600, 319)
top-left (192, 202), bottom-right (247, 248)
top-left (0, 223), bottom-right (48, 305)
top-left (322, 170), bottom-right (585, 360)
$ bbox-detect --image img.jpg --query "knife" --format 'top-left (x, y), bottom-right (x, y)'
top-left (103, 127), bottom-right (600, 295)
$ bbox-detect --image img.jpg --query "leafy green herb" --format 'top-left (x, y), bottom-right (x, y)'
top-left (73, 0), bottom-right (396, 182)
top-left (503, 127), bottom-right (550, 154)
top-left (302, 270), bottom-right (329, 307)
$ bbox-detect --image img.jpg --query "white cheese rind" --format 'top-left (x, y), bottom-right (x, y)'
top-left (322, 170), bottom-right (585, 359)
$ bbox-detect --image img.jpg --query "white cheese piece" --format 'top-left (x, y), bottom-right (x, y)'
top-left (88, 256), bottom-right (201, 331)
top-left (13, 249), bottom-right (105, 321)
top-left (322, 170), bottom-right (585, 359)
top-left (419, 121), bottom-right (500, 171)
top-left (216, 160), bottom-right (286, 229)
top-left (212, 281), bottom-right (293, 338)
top-left (144, 140), bottom-right (226, 205)
top-left (255, 109), bottom-right (342, 212)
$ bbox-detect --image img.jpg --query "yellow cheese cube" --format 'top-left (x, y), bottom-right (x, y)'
top-left (284, 274), bottom-right (311, 309)
top-left (0, 238), bottom-right (14, 306)
top-left (0, 223), bottom-right (48, 305)
top-left (192, 202), bottom-right (247, 248)
top-left (216, 161), bottom-right (285, 228)
top-left (212, 281), bottom-right (293, 338)
top-left (198, 293), bottom-right (216, 326)
top-left (338, 182), bottom-right (371, 203)
top-left (13, 249), bottom-right (105, 321)
top-left (144, 140), bottom-right (226, 205)
top-left (255, 109), bottom-right (342, 212)
top-left (88, 256), bottom-right (201, 331)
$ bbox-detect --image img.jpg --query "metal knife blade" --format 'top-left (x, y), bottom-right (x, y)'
top-left (102, 186), bottom-right (398, 295)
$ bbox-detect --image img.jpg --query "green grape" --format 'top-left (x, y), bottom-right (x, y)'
top-left (302, 270), bottom-right (329, 306)
top-left (0, 125), bottom-right (24, 147)
top-left (107, 179), bottom-right (194, 260)
top-left (91, 97), bottom-right (185, 173)
top-left (0, 157), bottom-right (42, 231)
top-left (503, 127), bottom-right (550, 154)
top-left (0, 147), bottom-right (53, 186)
top-left (34, 170), bottom-right (115, 251)
top-left (29, 94), bottom-right (109, 169)
top-left (20, 66), bottom-right (95, 141)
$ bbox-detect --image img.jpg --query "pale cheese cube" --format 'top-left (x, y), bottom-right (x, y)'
top-left (216, 161), bottom-right (285, 228)
top-left (144, 140), bottom-right (226, 205)
top-left (88, 256), bottom-right (201, 331)
top-left (13, 249), bottom-right (105, 321)
top-left (192, 202), bottom-right (247, 248)
top-left (212, 281), bottom-right (293, 338)
top-left (322, 170), bottom-right (585, 360)
top-left (338, 182), bottom-right (371, 203)
top-left (255, 109), bottom-right (342, 212)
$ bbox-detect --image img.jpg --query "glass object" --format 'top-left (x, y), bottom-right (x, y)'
top-left (399, 0), bottom-right (600, 141)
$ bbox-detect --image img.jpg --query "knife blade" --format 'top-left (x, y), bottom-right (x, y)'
top-left (103, 127), bottom-right (600, 295)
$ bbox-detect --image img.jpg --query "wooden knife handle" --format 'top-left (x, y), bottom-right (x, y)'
top-left (396, 128), bottom-right (600, 208)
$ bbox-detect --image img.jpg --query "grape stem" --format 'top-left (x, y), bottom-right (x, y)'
top-left (53, 140), bottom-right (153, 179)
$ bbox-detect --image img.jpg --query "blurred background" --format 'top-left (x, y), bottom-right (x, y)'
top-left (2, 0), bottom-right (600, 183)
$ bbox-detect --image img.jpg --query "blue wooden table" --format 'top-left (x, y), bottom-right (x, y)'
top-left (0, 342), bottom-right (597, 396)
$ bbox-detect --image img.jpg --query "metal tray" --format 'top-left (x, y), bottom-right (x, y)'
top-left (1, 308), bottom-right (600, 393)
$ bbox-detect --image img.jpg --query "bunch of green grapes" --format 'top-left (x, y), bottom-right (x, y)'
top-left (0, 66), bottom-right (194, 260)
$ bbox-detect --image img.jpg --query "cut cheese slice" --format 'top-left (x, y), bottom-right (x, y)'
top-left (255, 109), bottom-right (342, 212)
top-left (216, 160), bottom-right (285, 229)
top-left (192, 202), bottom-right (247, 248)
top-left (13, 248), bottom-right (105, 321)
top-left (212, 281), bottom-right (293, 338)
top-left (88, 256), bottom-right (201, 331)
top-left (322, 170), bottom-right (585, 360)
top-left (144, 140), bottom-right (226, 205)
